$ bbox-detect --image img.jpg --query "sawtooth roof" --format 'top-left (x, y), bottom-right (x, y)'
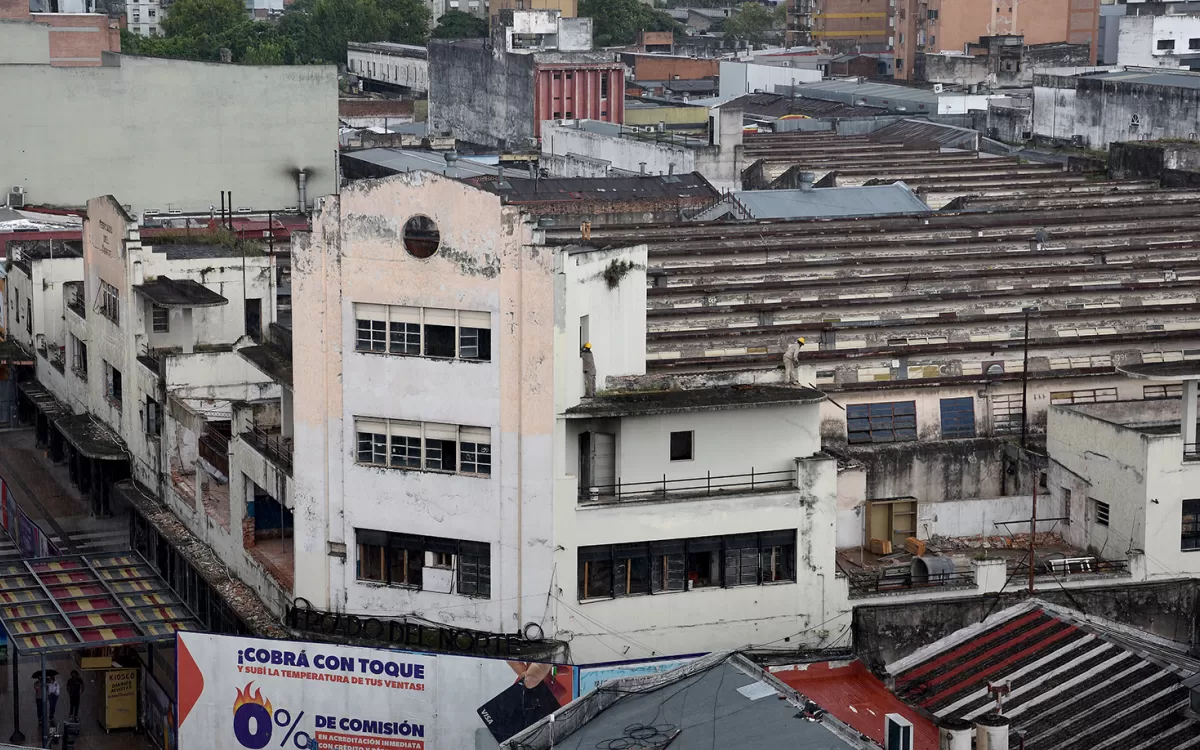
top-left (887, 600), bottom-right (1200, 750)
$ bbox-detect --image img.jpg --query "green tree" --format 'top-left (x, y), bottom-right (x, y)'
top-left (579, 0), bottom-right (679, 47)
top-left (282, 0), bottom-right (429, 62)
top-left (160, 0), bottom-right (247, 40)
top-left (431, 9), bottom-right (488, 39)
top-left (722, 2), bottom-right (776, 46)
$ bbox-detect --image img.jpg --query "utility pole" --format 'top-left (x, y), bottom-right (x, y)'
top-left (1020, 306), bottom-right (1037, 592)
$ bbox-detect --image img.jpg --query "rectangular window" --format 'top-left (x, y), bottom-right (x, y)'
top-left (1183, 499), bottom-right (1200, 550)
top-left (354, 304), bottom-right (490, 362)
top-left (354, 418), bottom-right (491, 477)
top-left (846, 401), bottom-right (917, 444)
top-left (152, 305), bottom-right (170, 333)
top-left (669, 431), bottom-right (694, 461)
top-left (992, 393), bottom-right (1024, 435)
top-left (146, 396), bottom-right (160, 436)
top-left (1063, 488), bottom-right (1071, 524)
top-left (927, 8), bottom-right (937, 19)
top-left (25, 300), bottom-right (31, 334)
top-left (1144, 384), bottom-right (1182, 400)
top-left (939, 397), bottom-right (976, 439)
top-left (1191, 38), bottom-right (1200, 50)
top-left (1158, 39), bottom-right (1176, 51)
top-left (578, 531), bottom-right (795, 601)
top-left (1050, 388), bottom-right (1118, 405)
top-left (71, 335), bottom-right (88, 381)
top-left (1092, 498), bottom-right (1110, 527)
top-left (600, 75), bottom-right (609, 98)
top-left (98, 280), bottom-right (120, 325)
top-left (355, 530), bottom-right (490, 597)
top-left (104, 361), bottom-right (123, 409)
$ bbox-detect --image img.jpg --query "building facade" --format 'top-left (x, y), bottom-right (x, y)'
top-left (428, 10), bottom-right (623, 149)
top-left (0, 0), bottom-right (121, 66)
top-left (347, 42), bottom-right (428, 95)
top-left (288, 170), bottom-right (845, 662)
top-left (1117, 13), bottom-right (1200, 69)
top-left (893, 0), bottom-right (1099, 80)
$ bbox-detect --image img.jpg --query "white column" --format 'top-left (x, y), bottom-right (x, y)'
top-left (1185, 380), bottom-right (1198, 454)
top-left (181, 308), bottom-right (195, 354)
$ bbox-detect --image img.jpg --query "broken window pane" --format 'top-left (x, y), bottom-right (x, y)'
top-left (425, 438), bottom-right (457, 471)
top-left (424, 324), bottom-right (456, 357)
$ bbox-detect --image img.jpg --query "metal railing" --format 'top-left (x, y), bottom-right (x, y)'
top-left (241, 426), bottom-right (294, 476)
top-left (847, 566), bottom-right (974, 597)
top-left (579, 468), bottom-right (795, 504)
top-left (198, 429), bottom-right (230, 477)
top-left (1185, 442), bottom-right (1200, 461)
top-left (1040, 556), bottom-right (1128, 577)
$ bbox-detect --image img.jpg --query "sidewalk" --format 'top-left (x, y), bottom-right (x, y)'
top-left (0, 429), bottom-right (130, 556)
top-left (0, 654), bottom-right (157, 750)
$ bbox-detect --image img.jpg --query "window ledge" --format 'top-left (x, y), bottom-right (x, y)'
top-left (354, 461), bottom-right (492, 479)
top-left (353, 348), bottom-right (491, 364)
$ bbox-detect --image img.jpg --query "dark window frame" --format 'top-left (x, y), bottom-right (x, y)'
top-left (355, 529), bottom-right (491, 598)
top-left (1184, 499), bottom-right (1200, 551)
top-left (939, 397), bottom-right (976, 439)
top-left (669, 430), bottom-right (694, 461)
top-left (847, 401), bottom-right (917, 444)
top-left (577, 530), bottom-right (796, 601)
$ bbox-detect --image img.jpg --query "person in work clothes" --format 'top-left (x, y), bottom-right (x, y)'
top-left (581, 342), bottom-right (597, 398)
top-left (67, 671), bottom-right (84, 723)
top-left (783, 337), bottom-right (806, 384)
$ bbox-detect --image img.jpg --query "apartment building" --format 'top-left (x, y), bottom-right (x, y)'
top-left (288, 170), bottom-right (843, 661)
top-left (7, 196), bottom-right (294, 617)
top-left (0, 0), bottom-right (121, 66)
top-left (893, 0), bottom-right (1099, 80)
top-left (124, 0), bottom-right (161, 35)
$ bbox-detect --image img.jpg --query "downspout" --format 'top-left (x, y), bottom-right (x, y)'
top-left (298, 170), bottom-right (309, 212)
top-left (516, 219), bottom-right (525, 631)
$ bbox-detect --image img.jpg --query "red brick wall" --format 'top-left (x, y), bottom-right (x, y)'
top-left (28, 13), bottom-right (121, 66)
top-left (630, 55), bottom-right (718, 82)
top-left (339, 99), bottom-right (416, 118)
top-left (0, 0), bottom-right (32, 19)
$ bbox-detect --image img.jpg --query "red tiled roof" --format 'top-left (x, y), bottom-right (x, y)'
top-left (770, 659), bottom-right (939, 749)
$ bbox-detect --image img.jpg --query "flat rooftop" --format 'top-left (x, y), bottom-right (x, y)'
top-left (564, 385), bottom-right (825, 418)
top-left (343, 148), bottom-right (527, 179)
top-left (465, 172), bottom-right (718, 203)
top-left (1083, 68), bottom-right (1200, 90)
top-left (346, 41), bottom-right (427, 59)
top-left (700, 183), bottom-right (932, 221)
top-left (134, 277), bottom-right (228, 308)
top-left (559, 119), bottom-right (711, 148)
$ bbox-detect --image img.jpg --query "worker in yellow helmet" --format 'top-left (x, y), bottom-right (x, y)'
top-left (784, 336), bottom-right (806, 384)
top-left (581, 341), bottom-right (596, 397)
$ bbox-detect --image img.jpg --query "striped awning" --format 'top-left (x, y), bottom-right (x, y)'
top-left (0, 553), bottom-right (201, 655)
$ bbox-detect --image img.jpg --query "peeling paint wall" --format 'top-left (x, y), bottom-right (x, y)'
top-left (293, 171), bottom-right (557, 638)
top-left (428, 41), bottom-right (536, 150)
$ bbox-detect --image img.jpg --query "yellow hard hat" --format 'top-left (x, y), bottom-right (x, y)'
top-left (797, 337), bottom-right (806, 344)
top-left (584, 342), bottom-right (592, 349)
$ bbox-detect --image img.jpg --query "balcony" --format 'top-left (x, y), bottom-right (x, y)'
top-left (579, 467), bottom-right (797, 506)
top-left (198, 421), bottom-right (231, 477)
top-left (241, 425), bottom-right (294, 476)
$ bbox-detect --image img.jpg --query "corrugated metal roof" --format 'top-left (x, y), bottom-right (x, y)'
top-left (466, 173), bottom-right (718, 203)
top-left (704, 183), bottom-right (932, 220)
top-left (1086, 69), bottom-right (1200, 90)
top-left (886, 601), bottom-right (1200, 750)
top-left (870, 118), bottom-right (980, 150)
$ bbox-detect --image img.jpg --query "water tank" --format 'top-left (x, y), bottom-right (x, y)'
top-left (975, 713), bottom-right (1010, 750)
top-left (911, 556), bottom-right (957, 586)
top-left (938, 718), bottom-right (972, 750)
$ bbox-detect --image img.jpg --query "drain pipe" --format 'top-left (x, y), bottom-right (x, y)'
top-left (297, 170), bottom-right (308, 212)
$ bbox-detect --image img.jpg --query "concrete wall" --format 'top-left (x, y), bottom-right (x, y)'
top-left (347, 48), bottom-right (428, 93)
top-left (0, 20), bottom-right (50, 63)
top-left (717, 61), bottom-right (822, 99)
top-left (428, 41), bottom-right (536, 149)
top-left (0, 56), bottom-right (337, 213)
top-left (1117, 14), bottom-right (1200, 68)
top-left (1035, 72), bottom-right (1200, 148)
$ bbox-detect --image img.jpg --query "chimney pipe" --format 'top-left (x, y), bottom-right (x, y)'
top-left (975, 714), bottom-right (1010, 750)
top-left (297, 171), bottom-right (308, 212)
top-left (220, 191), bottom-right (226, 227)
top-left (639, 162), bottom-right (647, 175)
top-left (938, 718), bottom-right (972, 750)
top-left (799, 171), bottom-right (815, 191)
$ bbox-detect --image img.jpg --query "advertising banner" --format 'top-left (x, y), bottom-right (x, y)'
top-left (104, 668), bottom-right (139, 730)
top-left (177, 632), bottom-right (573, 750)
top-left (573, 656), bottom-right (701, 699)
top-left (0, 476), bottom-right (59, 558)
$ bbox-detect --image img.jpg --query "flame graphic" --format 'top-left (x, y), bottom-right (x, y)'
top-left (232, 682), bottom-right (273, 717)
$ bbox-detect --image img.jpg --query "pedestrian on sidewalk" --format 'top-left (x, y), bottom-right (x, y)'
top-left (33, 677), bottom-right (44, 729)
top-left (47, 674), bottom-right (60, 724)
top-left (67, 671), bottom-right (83, 722)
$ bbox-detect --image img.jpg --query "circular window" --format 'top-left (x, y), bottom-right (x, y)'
top-left (403, 215), bottom-right (440, 259)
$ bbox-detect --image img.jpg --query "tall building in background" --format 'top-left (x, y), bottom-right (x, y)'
top-left (809, 0), bottom-right (892, 52)
top-left (893, 0), bottom-right (1099, 80)
top-left (0, 0), bottom-right (121, 64)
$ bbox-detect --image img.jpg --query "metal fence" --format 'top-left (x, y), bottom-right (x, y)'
top-left (241, 426), bottom-right (294, 475)
top-left (579, 468), bottom-right (795, 504)
top-left (847, 566), bottom-right (975, 597)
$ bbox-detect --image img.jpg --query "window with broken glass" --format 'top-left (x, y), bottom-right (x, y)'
top-left (354, 303), bottom-right (491, 362)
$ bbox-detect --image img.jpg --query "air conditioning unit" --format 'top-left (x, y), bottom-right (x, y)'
top-left (932, 83), bottom-right (944, 93)
top-left (884, 714), bottom-right (913, 750)
top-left (8, 186), bottom-right (25, 208)
top-left (1071, 134), bottom-right (1084, 148)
